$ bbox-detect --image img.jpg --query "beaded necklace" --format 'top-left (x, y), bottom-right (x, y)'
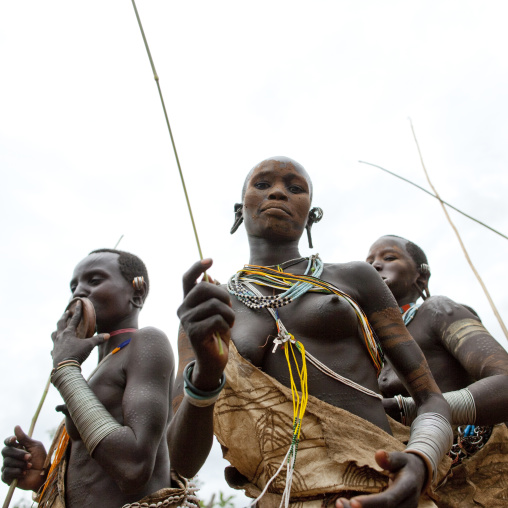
top-left (228, 255), bottom-right (384, 506)
top-left (401, 302), bottom-right (420, 326)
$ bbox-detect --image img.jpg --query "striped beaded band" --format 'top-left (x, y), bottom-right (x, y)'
top-left (51, 365), bottom-right (122, 455)
top-left (404, 412), bottom-right (453, 489)
top-left (183, 361), bottom-right (226, 405)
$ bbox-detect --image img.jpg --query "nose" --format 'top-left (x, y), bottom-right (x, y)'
top-left (72, 283), bottom-right (89, 298)
top-left (268, 184), bottom-right (288, 200)
top-left (372, 260), bottom-right (383, 271)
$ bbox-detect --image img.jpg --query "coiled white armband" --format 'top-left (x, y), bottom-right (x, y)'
top-left (51, 364), bottom-right (122, 455)
top-left (396, 388), bottom-right (476, 426)
top-left (404, 412), bottom-right (453, 489)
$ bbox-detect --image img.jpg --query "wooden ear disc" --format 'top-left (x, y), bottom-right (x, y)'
top-left (65, 297), bottom-right (96, 338)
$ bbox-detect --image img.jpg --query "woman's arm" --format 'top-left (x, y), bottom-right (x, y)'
top-left (428, 296), bottom-right (508, 425)
top-left (337, 262), bottom-right (452, 508)
top-left (167, 259), bottom-right (233, 478)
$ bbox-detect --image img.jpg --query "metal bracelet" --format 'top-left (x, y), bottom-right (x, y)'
top-left (444, 388), bottom-right (476, 425)
top-left (183, 361), bottom-right (226, 401)
top-left (405, 412), bottom-right (453, 487)
top-left (183, 390), bottom-right (221, 407)
top-left (399, 396), bottom-right (418, 426)
top-left (51, 365), bottom-right (122, 456)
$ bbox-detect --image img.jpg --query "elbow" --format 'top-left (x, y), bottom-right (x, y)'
top-left (171, 463), bottom-right (200, 481)
top-left (114, 461), bottom-right (155, 495)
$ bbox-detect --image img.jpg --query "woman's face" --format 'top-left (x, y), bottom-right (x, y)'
top-left (366, 236), bottom-right (420, 303)
top-left (70, 252), bottom-right (135, 330)
top-left (242, 159), bottom-right (311, 242)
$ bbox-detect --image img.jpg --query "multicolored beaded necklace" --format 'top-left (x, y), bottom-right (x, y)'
top-left (228, 255), bottom-right (384, 505)
top-left (400, 302), bottom-right (420, 326)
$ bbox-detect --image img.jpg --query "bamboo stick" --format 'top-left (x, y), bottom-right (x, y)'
top-left (409, 119), bottom-right (508, 340)
top-left (3, 374), bottom-right (52, 508)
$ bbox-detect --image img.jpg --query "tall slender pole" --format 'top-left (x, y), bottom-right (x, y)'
top-left (358, 160), bottom-right (508, 241)
top-left (409, 119), bottom-right (508, 340)
top-left (130, 0), bottom-right (223, 353)
top-left (3, 375), bottom-right (52, 508)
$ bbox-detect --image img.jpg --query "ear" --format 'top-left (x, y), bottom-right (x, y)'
top-left (230, 203), bottom-right (244, 234)
top-left (130, 277), bottom-right (147, 309)
top-left (415, 271), bottom-right (431, 299)
top-left (306, 207), bottom-right (323, 228)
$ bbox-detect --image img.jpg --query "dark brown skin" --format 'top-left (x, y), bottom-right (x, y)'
top-left (367, 236), bottom-right (508, 426)
top-left (2, 252), bottom-right (174, 508)
top-left (171, 158), bottom-right (451, 508)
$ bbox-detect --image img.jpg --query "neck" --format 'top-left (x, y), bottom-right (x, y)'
top-left (396, 293), bottom-right (420, 308)
top-left (247, 236), bottom-right (302, 267)
top-left (97, 316), bottom-right (139, 359)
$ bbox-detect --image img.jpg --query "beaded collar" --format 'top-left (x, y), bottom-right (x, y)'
top-left (399, 303), bottom-right (416, 314)
top-left (400, 302), bottom-right (420, 326)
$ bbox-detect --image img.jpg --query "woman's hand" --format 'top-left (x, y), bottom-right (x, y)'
top-left (336, 450), bottom-right (427, 508)
top-left (51, 300), bottom-right (109, 367)
top-left (382, 397), bottom-right (402, 422)
top-left (1, 426), bottom-right (47, 492)
top-left (177, 259), bottom-right (234, 391)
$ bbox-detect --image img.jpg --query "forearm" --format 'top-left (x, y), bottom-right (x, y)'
top-left (52, 364), bottom-right (163, 492)
top-left (396, 375), bottom-right (508, 426)
top-left (169, 360), bottom-right (225, 478)
top-left (168, 400), bottom-right (215, 478)
top-left (467, 375), bottom-right (508, 424)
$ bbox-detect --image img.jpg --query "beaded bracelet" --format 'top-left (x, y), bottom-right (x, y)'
top-left (51, 359), bottom-right (82, 377)
top-left (183, 361), bottom-right (226, 407)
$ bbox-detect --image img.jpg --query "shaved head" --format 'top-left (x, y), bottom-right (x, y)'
top-left (241, 156), bottom-right (313, 201)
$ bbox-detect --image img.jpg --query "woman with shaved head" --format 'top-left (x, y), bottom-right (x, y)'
top-left (367, 235), bottom-right (508, 507)
top-left (170, 157), bottom-right (453, 507)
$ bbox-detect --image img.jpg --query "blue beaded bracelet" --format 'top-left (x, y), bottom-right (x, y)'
top-left (183, 361), bottom-right (226, 401)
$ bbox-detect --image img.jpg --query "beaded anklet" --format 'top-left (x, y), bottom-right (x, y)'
top-left (183, 361), bottom-right (226, 407)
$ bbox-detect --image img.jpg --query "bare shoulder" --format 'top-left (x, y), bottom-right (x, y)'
top-left (126, 327), bottom-right (174, 369)
top-left (323, 260), bottom-right (380, 286)
top-left (323, 261), bottom-right (395, 312)
top-left (418, 296), bottom-right (481, 331)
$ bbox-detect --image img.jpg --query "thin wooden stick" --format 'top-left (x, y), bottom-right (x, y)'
top-left (3, 374), bottom-right (52, 508)
top-left (409, 119), bottom-right (508, 340)
top-left (113, 234), bottom-right (124, 249)
top-left (358, 160), bottom-right (508, 241)
top-left (130, 0), bottom-right (223, 354)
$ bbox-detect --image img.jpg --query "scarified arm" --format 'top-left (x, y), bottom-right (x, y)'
top-left (437, 300), bottom-right (508, 425)
top-left (336, 263), bottom-right (451, 508)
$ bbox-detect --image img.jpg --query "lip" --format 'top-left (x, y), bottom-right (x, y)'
top-left (260, 204), bottom-right (292, 216)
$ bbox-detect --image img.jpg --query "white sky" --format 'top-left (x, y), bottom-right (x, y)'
top-left (1, 1), bottom-right (507, 506)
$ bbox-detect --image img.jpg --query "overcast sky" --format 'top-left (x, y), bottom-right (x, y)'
top-left (1, 1), bottom-right (508, 506)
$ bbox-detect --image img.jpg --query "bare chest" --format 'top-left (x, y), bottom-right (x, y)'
top-left (230, 291), bottom-right (361, 365)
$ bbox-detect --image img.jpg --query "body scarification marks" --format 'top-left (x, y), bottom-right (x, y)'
top-left (443, 319), bottom-right (488, 356)
top-left (369, 308), bottom-right (416, 350)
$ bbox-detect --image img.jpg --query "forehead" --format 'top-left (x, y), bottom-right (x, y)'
top-left (369, 236), bottom-right (410, 255)
top-left (252, 159), bottom-right (309, 181)
top-left (72, 252), bottom-right (122, 279)
top-left (244, 157), bottom-right (312, 196)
